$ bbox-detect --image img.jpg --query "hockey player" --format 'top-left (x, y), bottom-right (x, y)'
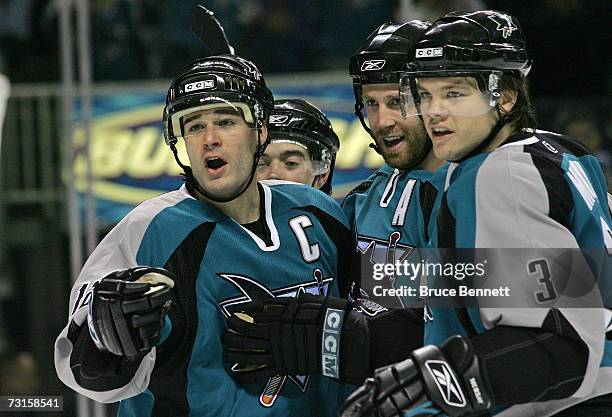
top-left (54, 54), bottom-right (359, 417)
top-left (344, 20), bottom-right (445, 308)
top-left (339, 10), bottom-right (612, 416)
top-left (256, 98), bottom-right (340, 195)
top-left (221, 20), bottom-right (448, 392)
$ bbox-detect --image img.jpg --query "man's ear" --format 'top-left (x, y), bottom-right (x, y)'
top-left (313, 169), bottom-right (330, 189)
top-left (499, 89), bottom-right (518, 115)
top-left (259, 121), bottom-right (268, 142)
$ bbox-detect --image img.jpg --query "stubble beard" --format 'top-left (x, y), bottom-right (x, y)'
top-left (379, 124), bottom-right (430, 170)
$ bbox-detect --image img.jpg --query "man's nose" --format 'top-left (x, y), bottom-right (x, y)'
top-left (376, 104), bottom-right (399, 130)
top-left (425, 95), bottom-right (449, 119)
top-left (267, 160), bottom-right (283, 179)
top-left (202, 126), bottom-right (221, 149)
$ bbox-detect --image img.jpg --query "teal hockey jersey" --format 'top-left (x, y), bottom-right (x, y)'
top-left (426, 129), bottom-right (612, 416)
top-left (55, 181), bottom-right (356, 417)
top-left (342, 163), bottom-right (444, 308)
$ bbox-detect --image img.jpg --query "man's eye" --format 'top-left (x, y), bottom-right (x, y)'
top-left (447, 91), bottom-right (464, 99)
top-left (418, 91), bottom-right (432, 101)
top-left (364, 99), bottom-right (377, 108)
top-left (186, 123), bottom-right (205, 133)
top-left (284, 161), bottom-right (300, 169)
top-left (389, 97), bottom-right (401, 107)
top-left (216, 118), bottom-right (237, 127)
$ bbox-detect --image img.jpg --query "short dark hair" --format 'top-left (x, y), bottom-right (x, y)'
top-left (499, 72), bottom-right (537, 132)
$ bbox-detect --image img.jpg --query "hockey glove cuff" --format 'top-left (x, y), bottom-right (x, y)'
top-left (339, 335), bottom-right (494, 417)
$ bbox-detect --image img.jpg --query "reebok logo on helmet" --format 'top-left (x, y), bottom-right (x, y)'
top-left (269, 114), bottom-right (291, 124)
top-left (361, 60), bottom-right (386, 71)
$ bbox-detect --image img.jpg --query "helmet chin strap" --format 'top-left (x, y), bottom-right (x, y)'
top-left (170, 126), bottom-right (267, 203)
top-left (355, 102), bottom-right (382, 155)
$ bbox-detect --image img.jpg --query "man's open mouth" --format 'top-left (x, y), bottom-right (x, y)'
top-left (205, 157), bottom-right (227, 170)
top-left (382, 135), bottom-right (404, 147)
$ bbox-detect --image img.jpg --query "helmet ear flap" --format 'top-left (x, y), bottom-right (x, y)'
top-left (487, 72), bottom-right (502, 107)
top-left (253, 103), bottom-right (264, 122)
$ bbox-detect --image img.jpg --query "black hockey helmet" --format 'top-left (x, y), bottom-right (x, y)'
top-left (164, 54), bottom-right (274, 146)
top-left (268, 99), bottom-right (340, 194)
top-left (409, 10), bottom-right (531, 77)
top-left (349, 20), bottom-right (430, 139)
top-left (350, 20), bottom-right (431, 87)
top-left (162, 54), bottom-right (275, 202)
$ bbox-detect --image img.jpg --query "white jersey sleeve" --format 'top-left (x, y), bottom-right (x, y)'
top-left (54, 189), bottom-right (186, 402)
top-left (472, 149), bottom-right (606, 397)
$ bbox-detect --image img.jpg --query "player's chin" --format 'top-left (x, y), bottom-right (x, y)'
top-left (198, 177), bottom-right (233, 198)
top-left (432, 142), bottom-right (460, 162)
top-left (435, 136), bottom-right (476, 160)
top-left (386, 154), bottom-right (420, 170)
top-left (383, 147), bottom-right (423, 170)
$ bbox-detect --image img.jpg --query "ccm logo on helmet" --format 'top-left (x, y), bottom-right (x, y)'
top-left (415, 47), bottom-right (444, 58)
top-left (321, 308), bottom-right (345, 379)
top-left (361, 60), bottom-right (386, 71)
top-left (185, 79), bottom-right (215, 92)
top-left (269, 114), bottom-right (291, 124)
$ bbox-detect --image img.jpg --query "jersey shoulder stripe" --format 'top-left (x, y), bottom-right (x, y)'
top-left (265, 181), bottom-right (350, 227)
top-left (343, 165), bottom-right (395, 201)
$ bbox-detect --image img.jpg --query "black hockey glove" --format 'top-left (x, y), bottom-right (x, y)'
top-left (88, 267), bottom-right (175, 360)
top-left (339, 335), bottom-right (493, 417)
top-left (222, 293), bottom-right (369, 384)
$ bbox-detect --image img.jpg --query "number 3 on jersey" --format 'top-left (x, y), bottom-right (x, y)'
top-left (528, 259), bottom-right (558, 303)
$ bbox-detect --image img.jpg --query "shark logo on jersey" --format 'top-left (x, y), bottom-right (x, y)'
top-left (218, 270), bottom-right (333, 408)
top-left (487, 13), bottom-right (517, 39)
top-left (358, 232), bottom-right (414, 284)
top-left (357, 232), bottom-right (415, 308)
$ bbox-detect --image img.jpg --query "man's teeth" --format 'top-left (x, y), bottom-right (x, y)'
top-left (433, 128), bottom-right (451, 134)
top-left (383, 136), bottom-right (402, 144)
